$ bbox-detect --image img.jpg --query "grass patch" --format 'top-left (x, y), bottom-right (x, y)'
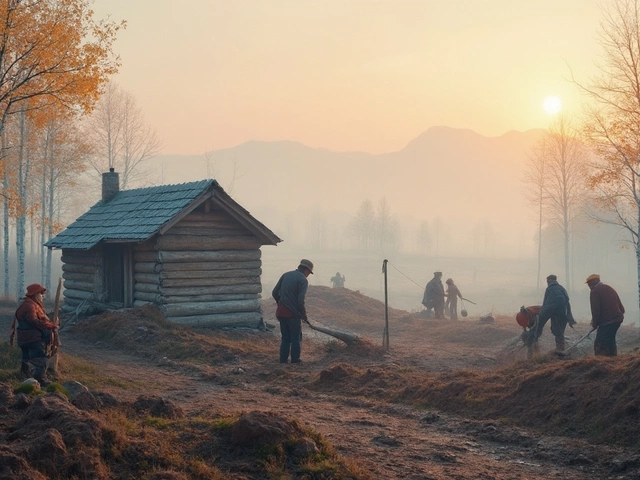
top-left (57, 354), bottom-right (137, 390)
top-left (0, 339), bottom-right (22, 383)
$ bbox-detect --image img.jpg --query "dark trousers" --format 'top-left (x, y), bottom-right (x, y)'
top-left (535, 314), bottom-right (568, 350)
top-left (277, 317), bottom-right (302, 363)
top-left (594, 322), bottom-right (621, 356)
top-left (433, 299), bottom-right (445, 319)
top-left (19, 341), bottom-right (48, 380)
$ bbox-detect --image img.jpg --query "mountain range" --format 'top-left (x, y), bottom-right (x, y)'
top-left (150, 126), bottom-right (544, 257)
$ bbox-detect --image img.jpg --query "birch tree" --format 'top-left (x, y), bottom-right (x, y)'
top-left (578, 0), bottom-right (640, 315)
top-left (524, 139), bottom-right (548, 291)
top-left (538, 115), bottom-right (587, 292)
top-left (0, 0), bottom-right (123, 299)
top-left (84, 81), bottom-right (160, 189)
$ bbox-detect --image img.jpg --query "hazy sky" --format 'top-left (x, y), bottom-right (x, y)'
top-left (92, 0), bottom-right (603, 155)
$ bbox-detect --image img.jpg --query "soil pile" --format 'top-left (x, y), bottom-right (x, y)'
top-left (0, 385), bottom-right (370, 479)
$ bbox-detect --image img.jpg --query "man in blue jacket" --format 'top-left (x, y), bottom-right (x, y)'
top-left (528, 274), bottom-right (576, 352)
top-left (272, 259), bottom-right (314, 363)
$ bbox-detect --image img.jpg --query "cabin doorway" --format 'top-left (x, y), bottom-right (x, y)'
top-left (103, 245), bottom-right (133, 306)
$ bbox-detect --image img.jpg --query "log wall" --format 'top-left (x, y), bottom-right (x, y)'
top-left (61, 248), bottom-right (102, 308)
top-left (131, 208), bottom-right (266, 328)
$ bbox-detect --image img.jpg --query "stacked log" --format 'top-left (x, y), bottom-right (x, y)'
top-left (132, 210), bottom-right (266, 328)
top-left (61, 249), bottom-right (101, 312)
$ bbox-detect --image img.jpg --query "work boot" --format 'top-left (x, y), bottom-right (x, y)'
top-left (20, 361), bottom-right (31, 376)
top-left (555, 343), bottom-right (566, 353)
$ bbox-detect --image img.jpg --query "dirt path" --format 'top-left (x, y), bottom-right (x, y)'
top-left (59, 330), bottom-right (626, 480)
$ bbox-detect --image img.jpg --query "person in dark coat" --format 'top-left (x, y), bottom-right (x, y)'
top-left (330, 272), bottom-right (345, 288)
top-left (528, 274), bottom-right (575, 352)
top-left (586, 274), bottom-right (624, 356)
top-left (422, 271), bottom-right (446, 319)
top-left (445, 278), bottom-right (463, 320)
top-left (272, 259), bottom-right (313, 364)
top-left (13, 284), bottom-right (56, 385)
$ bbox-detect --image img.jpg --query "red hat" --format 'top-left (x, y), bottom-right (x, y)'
top-left (26, 283), bottom-right (46, 297)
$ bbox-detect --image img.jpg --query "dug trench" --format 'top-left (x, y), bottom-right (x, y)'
top-left (1, 286), bottom-right (640, 479)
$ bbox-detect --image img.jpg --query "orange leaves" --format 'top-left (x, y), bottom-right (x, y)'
top-left (0, 0), bottom-right (126, 129)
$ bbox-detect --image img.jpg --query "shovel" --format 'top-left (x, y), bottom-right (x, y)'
top-left (556, 328), bottom-right (597, 357)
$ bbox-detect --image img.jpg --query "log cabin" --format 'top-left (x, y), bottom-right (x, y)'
top-left (45, 169), bottom-right (282, 328)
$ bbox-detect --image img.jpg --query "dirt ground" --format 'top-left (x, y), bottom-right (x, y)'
top-left (2, 286), bottom-right (640, 479)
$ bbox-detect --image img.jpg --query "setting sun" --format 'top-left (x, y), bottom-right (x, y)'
top-left (543, 95), bottom-right (562, 115)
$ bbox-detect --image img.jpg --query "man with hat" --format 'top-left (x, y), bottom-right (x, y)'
top-left (586, 274), bottom-right (624, 356)
top-left (272, 259), bottom-right (314, 363)
top-left (527, 274), bottom-right (575, 353)
top-left (422, 271), bottom-right (446, 319)
top-left (11, 283), bottom-right (56, 385)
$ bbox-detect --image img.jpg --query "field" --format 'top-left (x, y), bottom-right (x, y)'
top-left (1, 286), bottom-right (640, 479)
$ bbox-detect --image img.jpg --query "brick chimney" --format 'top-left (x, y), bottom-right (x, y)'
top-left (102, 168), bottom-right (120, 203)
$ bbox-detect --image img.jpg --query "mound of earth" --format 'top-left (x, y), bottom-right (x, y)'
top-left (0, 385), bottom-right (369, 480)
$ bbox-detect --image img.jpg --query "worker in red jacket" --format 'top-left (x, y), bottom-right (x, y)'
top-left (586, 274), bottom-right (625, 356)
top-left (516, 305), bottom-right (542, 358)
top-left (13, 284), bottom-right (56, 385)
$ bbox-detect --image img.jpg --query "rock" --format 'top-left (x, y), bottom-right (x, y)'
top-left (133, 396), bottom-right (184, 419)
top-left (0, 382), bottom-right (14, 406)
top-left (62, 381), bottom-right (89, 400)
top-left (12, 393), bottom-right (32, 409)
top-left (92, 391), bottom-right (120, 408)
top-left (231, 411), bottom-right (299, 447)
top-left (72, 391), bottom-right (99, 411)
top-left (21, 378), bottom-right (41, 391)
top-left (292, 437), bottom-right (319, 458)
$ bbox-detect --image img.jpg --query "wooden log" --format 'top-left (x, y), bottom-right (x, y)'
top-left (161, 260), bottom-right (261, 272)
top-left (167, 227), bottom-right (248, 237)
top-left (64, 288), bottom-right (95, 301)
top-left (63, 279), bottom-right (94, 293)
top-left (134, 291), bottom-right (163, 303)
top-left (134, 252), bottom-right (159, 263)
top-left (62, 271), bottom-right (94, 283)
top-left (135, 282), bottom-right (161, 293)
top-left (167, 311), bottom-right (263, 328)
top-left (134, 300), bottom-right (154, 307)
top-left (174, 220), bottom-right (244, 230)
top-left (161, 276), bottom-right (260, 288)
top-left (156, 235), bottom-right (262, 251)
top-left (163, 293), bottom-right (258, 303)
top-left (134, 273), bottom-right (161, 285)
top-left (61, 249), bottom-right (96, 257)
top-left (61, 254), bottom-right (98, 265)
top-left (158, 250), bottom-right (260, 263)
top-left (160, 268), bottom-right (262, 279)
top-left (61, 297), bottom-right (83, 308)
top-left (61, 263), bottom-right (97, 275)
top-left (306, 321), bottom-right (363, 346)
top-left (132, 241), bottom-right (157, 252)
top-left (162, 284), bottom-right (262, 296)
top-left (183, 211), bottom-right (230, 223)
top-left (133, 262), bottom-right (162, 274)
top-left (161, 299), bottom-right (261, 317)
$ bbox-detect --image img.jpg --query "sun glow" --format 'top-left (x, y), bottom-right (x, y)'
top-left (543, 96), bottom-right (562, 115)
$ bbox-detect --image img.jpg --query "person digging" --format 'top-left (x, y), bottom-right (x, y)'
top-left (524, 274), bottom-right (576, 355)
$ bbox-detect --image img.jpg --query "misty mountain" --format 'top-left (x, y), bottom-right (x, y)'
top-left (151, 126), bottom-right (544, 256)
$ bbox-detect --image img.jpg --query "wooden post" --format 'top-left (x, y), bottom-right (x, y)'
top-left (49, 277), bottom-right (63, 373)
top-left (382, 259), bottom-right (389, 350)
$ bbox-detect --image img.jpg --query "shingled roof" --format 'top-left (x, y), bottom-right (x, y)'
top-left (45, 179), bottom-right (281, 250)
